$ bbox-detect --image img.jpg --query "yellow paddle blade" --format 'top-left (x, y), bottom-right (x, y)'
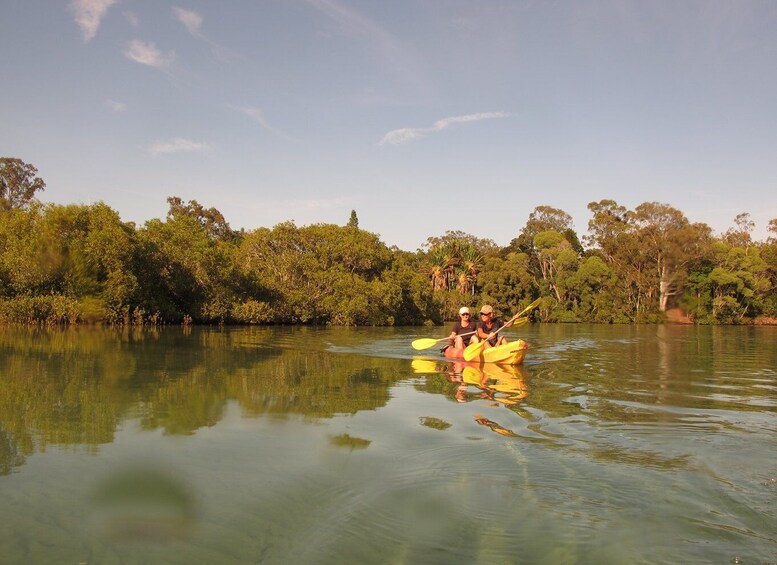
top-left (463, 340), bottom-right (485, 362)
top-left (460, 366), bottom-right (481, 385)
top-left (517, 297), bottom-right (542, 317)
top-left (411, 337), bottom-right (445, 350)
top-left (512, 317), bottom-right (529, 328)
top-left (411, 359), bottom-right (440, 374)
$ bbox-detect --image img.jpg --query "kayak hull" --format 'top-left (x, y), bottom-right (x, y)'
top-left (443, 339), bottom-right (528, 365)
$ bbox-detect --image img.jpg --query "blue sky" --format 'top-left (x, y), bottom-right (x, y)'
top-left (2, 0), bottom-right (776, 250)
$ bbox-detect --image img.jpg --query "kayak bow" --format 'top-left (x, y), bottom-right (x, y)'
top-left (443, 339), bottom-right (528, 365)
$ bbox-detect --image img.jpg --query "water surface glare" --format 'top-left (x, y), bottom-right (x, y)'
top-left (0, 325), bottom-right (775, 564)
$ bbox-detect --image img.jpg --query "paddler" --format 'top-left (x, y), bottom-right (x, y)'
top-left (476, 305), bottom-right (514, 349)
top-left (447, 307), bottom-right (480, 351)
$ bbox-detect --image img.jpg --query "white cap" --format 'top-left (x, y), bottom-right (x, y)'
top-left (458, 307), bottom-right (470, 315)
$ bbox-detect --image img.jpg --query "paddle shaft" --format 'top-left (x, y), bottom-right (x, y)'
top-left (452, 329), bottom-right (477, 339)
top-left (411, 328), bottom-right (477, 350)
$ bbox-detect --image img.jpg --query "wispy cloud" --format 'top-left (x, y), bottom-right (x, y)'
top-left (380, 112), bottom-right (511, 145)
top-left (106, 100), bottom-right (127, 112)
top-left (123, 40), bottom-right (176, 69)
top-left (171, 6), bottom-right (241, 65)
top-left (173, 6), bottom-right (203, 37)
top-left (230, 105), bottom-right (297, 142)
top-left (305, 0), bottom-right (419, 84)
top-left (123, 11), bottom-right (140, 28)
top-left (147, 138), bottom-right (212, 156)
top-left (69, 0), bottom-right (117, 42)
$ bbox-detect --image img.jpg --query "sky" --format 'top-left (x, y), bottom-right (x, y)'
top-left (2, 0), bottom-right (776, 250)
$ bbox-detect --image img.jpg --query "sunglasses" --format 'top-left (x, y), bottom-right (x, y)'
top-left (460, 313), bottom-right (470, 317)
top-left (480, 312), bottom-right (492, 316)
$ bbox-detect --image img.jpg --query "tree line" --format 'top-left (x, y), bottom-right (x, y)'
top-left (1, 157), bottom-right (775, 325)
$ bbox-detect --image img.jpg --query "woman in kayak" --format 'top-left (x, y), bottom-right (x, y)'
top-left (447, 307), bottom-right (480, 351)
top-left (477, 305), bottom-right (515, 349)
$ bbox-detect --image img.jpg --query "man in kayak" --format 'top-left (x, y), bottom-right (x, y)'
top-left (447, 307), bottom-right (480, 351)
top-left (476, 305), bottom-right (514, 349)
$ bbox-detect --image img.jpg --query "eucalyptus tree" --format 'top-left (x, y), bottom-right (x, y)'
top-left (506, 206), bottom-right (581, 314)
top-left (723, 212), bottom-right (755, 249)
top-left (508, 205), bottom-right (576, 255)
top-left (585, 199), bottom-right (630, 262)
top-left (769, 219), bottom-right (777, 243)
top-left (0, 158), bottom-right (45, 210)
top-left (630, 202), bottom-right (713, 313)
top-left (533, 230), bottom-right (573, 303)
top-left (166, 196), bottom-right (236, 242)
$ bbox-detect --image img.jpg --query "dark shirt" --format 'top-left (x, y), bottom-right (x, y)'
top-left (478, 318), bottom-right (504, 346)
top-left (451, 321), bottom-right (477, 346)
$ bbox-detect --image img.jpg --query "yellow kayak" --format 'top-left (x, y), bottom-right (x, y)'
top-left (461, 364), bottom-right (528, 405)
top-left (443, 339), bottom-right (528, 365)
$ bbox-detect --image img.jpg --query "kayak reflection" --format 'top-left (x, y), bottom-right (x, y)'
top-left (455, 363), bottom-right (528, 406)
top-left (411, 359), bottom-right (528, 407)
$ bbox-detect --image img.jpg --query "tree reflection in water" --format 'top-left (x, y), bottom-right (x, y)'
top-left (0, 326), bottom-right (397, 475)
top-left (412, 358), bottom-right (529, 437)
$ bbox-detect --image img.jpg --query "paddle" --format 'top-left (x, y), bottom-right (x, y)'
top-left (411, 330), bottom-right (477, 351)
top-left (463, 298), bottom-right (542, 362)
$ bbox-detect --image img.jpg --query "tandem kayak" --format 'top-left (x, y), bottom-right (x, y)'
top-left (443, 339), bottom-right (528, 365)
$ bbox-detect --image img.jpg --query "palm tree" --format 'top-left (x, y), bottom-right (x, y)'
top-left (459, 244), bottom-right (483, 295)
top-left (428, 248), bottom-right (448, 290)
top-left (441, 241), bottom-right (461, 290)
top-left (456, 267), bottom-right (470, 294)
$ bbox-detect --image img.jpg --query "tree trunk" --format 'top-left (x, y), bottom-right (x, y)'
top-left (659, 265), bottom-right (670, 312)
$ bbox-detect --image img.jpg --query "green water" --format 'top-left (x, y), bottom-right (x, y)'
top-left (0, 325), bottom-right (775, 564)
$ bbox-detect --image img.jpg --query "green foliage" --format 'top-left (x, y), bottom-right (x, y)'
top-left (0, 294), bottom-right (81, 325)
top-left (705, 243), bottom-right (770, 323)
top-left (166, 196), bottom-right (235, 241)
top-left (1, 158), bottom-right (776, 326)
top-left (0, 327), bottom-right (399, 469)
top-left (478, 253), bottom-right (537, 316)
top-left (239, 222), bottom-right (403, 325)
top-left (138, 208), bottom-right (240, 323)
top-left (231, 300), bottom-right (273, 324)
top-left (0, 202), bottom-right (142, 324)
top-left (0, 158), bottom-right (45, 210)
top-left (423, 233), bottom-right (486, 296)
top-left (565, 256), bottom-right (627, 323)
top-left (382, 250), bottom-right (442, 325)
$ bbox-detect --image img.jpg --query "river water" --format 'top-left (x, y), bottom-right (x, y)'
top-left (0, 324), bottom-right (775, 564)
